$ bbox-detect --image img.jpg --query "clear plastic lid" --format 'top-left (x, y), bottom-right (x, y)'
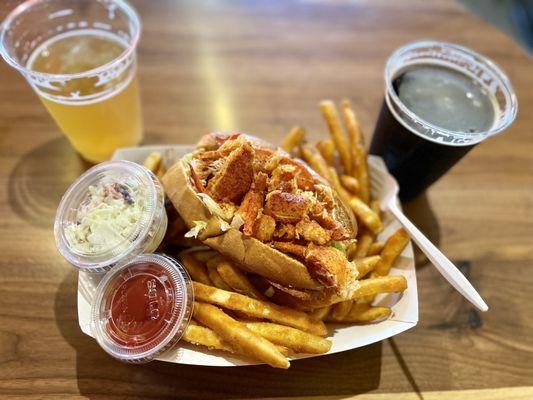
top-left (384, 41), bottom-right (517, 146)
top-left (54, 160), bottom-right (167, 272)
top-left (90, 254), bottom-right (193, 363)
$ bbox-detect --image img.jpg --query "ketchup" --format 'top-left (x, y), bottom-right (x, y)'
top-left (105, 262), bottom-right (175, 347)
top-left (92, 254), bottom-right (192, 363)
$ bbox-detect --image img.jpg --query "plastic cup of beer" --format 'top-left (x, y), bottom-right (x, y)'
top-left (0, 0), bottom-right (143, 163)
top-left (370, 41), bottom-right (517, 201)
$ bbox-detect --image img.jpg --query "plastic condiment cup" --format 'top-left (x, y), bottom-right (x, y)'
top-left (90, 254), bottom-right (193, 363)
top-left (54, 160), bottom-right (167, 272)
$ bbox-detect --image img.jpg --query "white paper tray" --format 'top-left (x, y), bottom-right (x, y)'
top-left (77, 145), bottom-right (418, 367)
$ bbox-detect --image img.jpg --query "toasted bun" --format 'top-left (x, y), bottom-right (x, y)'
top-left (162, 158), bottom-right (323, 290)
top-left (204, 230), bottom-right (322, 290)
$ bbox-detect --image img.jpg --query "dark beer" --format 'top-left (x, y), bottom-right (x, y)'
top-left (370, 42), bottom-right (516, 202)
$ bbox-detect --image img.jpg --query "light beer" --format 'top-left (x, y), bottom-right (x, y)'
top-left (28, 30), bottom-right (142, 163)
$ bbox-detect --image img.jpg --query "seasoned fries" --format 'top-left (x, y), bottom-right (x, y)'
top-left (216, 260), bottom-right (267, 300)
top-left (349, 196), bottom-right (383, 234)
top-left (354, 230), bottom-right (374, 258)
top-left (183, 322), bottom-right (234, 353)
top-left (328, 166), bottom-right (352, 206)
top-left (192, 249), bottom-right (218, 263)
top-left (319, 100), bottom-right (352, 174)
top-left (281, 126), bottom-right (305, 155)
top-left (207, 266), bottom-right (233, 291)
top-left (143, 151), bottom-right (162, 173)
top-left (193, 282), bottom-right (328, 336)
top-left (374, 228), bottom-right (410, 276)
top-left (368, 242), bottom-right (384, 256)
top-left (185, 321), bottom-right (290, 357)
top-left (180, 253), bottom-right (212, 286)
top-left (352, 276), bottom-right (408, 298)
top-left (354, 255), bottom-right (381, 278)
top-left (341, 99), bottom-right (370, 203)
top-left (243, 322), bottom-right (332, 354)
top-left (301, 145), bottom-right (331, 181)
top-left (316, 139), bottom-right (336, 166)
top-left (327, 303), bottom-right (392, 323)
top-left (331, 301), bottom-right (353, 320)
top-left (309, 306), bottom-right (331, 320)
top-left (340, 174), bottom-right (360, 194)
top-left (193, 302), bottom-right (290, 369)
top-left (143, 151), bottom-right (167, 180)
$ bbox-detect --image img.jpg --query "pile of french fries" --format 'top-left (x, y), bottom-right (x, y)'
top-left (142, 99), bottom-right (410, 368)
top-left (180, 250), bottom-right (331, 369)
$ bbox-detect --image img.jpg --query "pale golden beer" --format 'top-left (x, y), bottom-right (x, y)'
top-left (0, 0), bottom-right (142, 163)
top-left (29, 32), bottom-right (142, 163)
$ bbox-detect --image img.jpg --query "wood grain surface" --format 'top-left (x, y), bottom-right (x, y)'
top-left (0, 0), bottom-right (532, 399)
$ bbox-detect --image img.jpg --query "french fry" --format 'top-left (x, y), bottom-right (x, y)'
top-left (367, 242), bottom-right (384, 256)
top-left (328, 167), bottom-right (352, 206)
top-left (156, 161), bottom-right (167, 181)
top-left (346, 241), bottom-right (358, 261)
top-left (374, 228), bottom-right (410, 276)
top-left (370, 199), bottom-right (381, 215)
top-left (281, 126), bottom-right (305, 155)
top-left (331, 301), bottom-right (353, 321)
top-left (340, 174), bottom-right (360, 194)
top-left (309, 306), bottom-right (331, 320)
top-left (243, 322), bottom-right (332, 354)
top-left (185, 322), bottom-right (292, 357)
top-left (193, 282), bottom-right (327, 336)
top-left (349, 196), bottom-right (383, 234)
top-left (207, 267), bottom-right (233, 291)
top-left (352, 276), bottom-right (407, 298)
top-left (206, 255), bottom-right (224, 269)
top-left (316, 139), bottom-right (336, 166)
top-left (341, 99), bottom-right (370, 203)
top-left (204, 256), bottom-right (232, 290)
top-left (183, 322), bottom-right (234, 353)
top-left (192, 250), bottom-right (218, 263)
top-left (143, 151), bottom-right (162, 174)
top-left (354, 255), bottom-right (381, 278)
top-left (355, 295), bottom-right (375, 305)
top-left (319, 100), bottom-right (352, 174)
top-left (180, 253), bottom-right (212, 285)
top-left (327, 303), bottom-right (391, 323)
top-left (354, 230), bottom-right (374, 258)
top-left (301, 145), bottom-right (331, 181)
top-left (216, 260), bottom-right (267, 301)
top-left (193, 302), bottom-right (290, 369)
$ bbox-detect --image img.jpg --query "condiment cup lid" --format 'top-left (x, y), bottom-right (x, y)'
top-left (54, 160), bottom-right (164, 272)
top-left (90, 253), bottom-right (193, 363)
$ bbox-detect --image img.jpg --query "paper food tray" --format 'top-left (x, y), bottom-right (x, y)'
top-left (77, 144), bottom-right (418, 367)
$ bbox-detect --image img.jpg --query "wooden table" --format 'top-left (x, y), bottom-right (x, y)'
top-left (1, 0), bottom-right (532, 398)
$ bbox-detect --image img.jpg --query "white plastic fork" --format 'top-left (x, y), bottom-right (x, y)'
top-left (371, 161), bottom-right (489, 312)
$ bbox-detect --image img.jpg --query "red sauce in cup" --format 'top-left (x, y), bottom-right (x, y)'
top-left (91, 254), bottom-right (193, 363)
top-left (106, 263), bottom-right (174, 348)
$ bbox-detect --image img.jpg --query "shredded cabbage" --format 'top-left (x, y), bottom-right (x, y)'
top-left (231, 214), bottom-right (245, 230)
top-left (65, 179), bottom-right (147, 254)
top-left (197, 193), bottom-right (234, 221)
top-left (184, 220), bottom-right (208, 238)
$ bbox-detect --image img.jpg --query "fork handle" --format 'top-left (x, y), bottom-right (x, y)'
top-left (387, 203), bottom-right (489, 312)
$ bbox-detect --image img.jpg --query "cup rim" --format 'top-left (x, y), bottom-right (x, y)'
top-left (53, 160), bottom-right (162, 271)
top-left (384, 40), bottom-right (518, 143)
top-left (0, 0), bottom-right (141, 80)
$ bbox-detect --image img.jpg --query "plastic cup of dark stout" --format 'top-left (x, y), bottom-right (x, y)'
top-left (370, 41), bottom-right (517, 201)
